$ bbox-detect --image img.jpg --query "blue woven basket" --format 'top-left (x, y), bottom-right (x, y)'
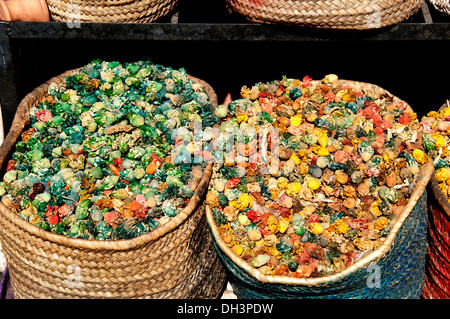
top-left (206, 139), bottom-right (434, 299)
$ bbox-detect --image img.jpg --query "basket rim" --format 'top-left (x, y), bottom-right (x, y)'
top-left (205, 78), bottom-right (434, 286)
top-left (0, 66), bottom-right (217, 251)
top-left (430, 175), bottom-right (450, 219)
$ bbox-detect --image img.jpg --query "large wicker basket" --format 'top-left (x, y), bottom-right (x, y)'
top-left (206, 80), bottom-right (434, 298)
top-left (46, 0), bottom-right (178, 23)
top-left (226, 0), bottom-right (424, 30)
top-left (0, 68), bottom-right (227, 299)
top-left (422, 102), bottom-right (450, 299)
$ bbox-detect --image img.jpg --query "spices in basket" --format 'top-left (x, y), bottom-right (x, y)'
top-left (0, 60), bottom-right (219, 240)
top-left (208, 75), bottom-right (428, 278)
top-left (421, 101), bottom-right (450, 198)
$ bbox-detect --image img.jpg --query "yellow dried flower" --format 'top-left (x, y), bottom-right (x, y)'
top-left (336, 90), bottom-right (347, 98)
top-left (310, 146), bottom-right (329, 156)
top-left (374, 217), bottom-right (389, 230)
top-left (334, 219), bottom-right (349, 234)
top-left (238, 213), bottom-right (251, 226)
top-left (28, 214), bottom-right (43, 225)
top-left (23, 202), bottom-right (37, 217)
top-left (299, 206), bottom-right (316, 219)
top-left (267, 215), bottom-right (280, 234)
top-left (427, 111), bottom-right (440, 119)
top-left (229, 193), bottom-right (251, 211)
top-left (307, 177), bottom-right (321, 191)
top-left (276, 177), bottom-right (289, 190)
top-left (229, 201), bottom-right (239, 211)
top-left (290, 114), bottom-right (302, 126)
top-left (240, 86), bottom-right (250, 99)
top-left (237, 113), bottom-right (248, 123)
top-left (318, 134), bottom-right (328, 149)
top-left (432, 133), bottom-right (446, 150)
top-left (298, 149), bottom-right (309, 158)
top-left (383, 150), bottom-right (395, 162)
top-left (290, 153), bottom-right (301, 165)
top-left (370, 199), bottom-right (382, 217)
top-left (232, 244), bottom-right (244, 256)
top-left (441, 107), bottom-right (450, 118)
top-left (353, 237), bottom-right (373, 250)
top-left (279, 218), bottom-right (290, 233)
top-left (270, 188), bottom-right (281, 200)
top-left (298, 162), bottom-right (309, 176)
top-left (309, 222), bottom-right (324, 235)
top-left (267, 246), bottom-right (282, 258)
top-left (255, 239), bottom-right (265, 247)
top-left (435, 167), bottom-right (450, 182)
top-left (285, 182), bottom-right (302, 197)
top-left (412, 149), bottom-right (428, 164)
top-left (351, 138), bottom-right (361, 147)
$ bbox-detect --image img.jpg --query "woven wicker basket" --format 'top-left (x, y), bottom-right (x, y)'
top-left (46, 0), bottom-right (178, 23)
top-left (226, 0), bottom-right (424, 30)
top-left (0, 68), bottom-right (227, 299)
top-left (429, 0), bottom-right (450, 15)
top-left (422, 102), bottom-right (450, 299)
top-left (206, 80), bottom-right (434, 298)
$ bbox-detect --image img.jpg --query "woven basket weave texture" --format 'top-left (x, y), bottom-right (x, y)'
top-left (226, 0), bottom-right (424, 30)
top-left (46, 0), bottom-right (178, 23)
top-left (0, 68), bottom-right (226, 299)
top-left (423, 189), bottom-right (450, 298)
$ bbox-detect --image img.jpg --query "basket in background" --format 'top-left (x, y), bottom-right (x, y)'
top-left (45, 0), bottom-right (178, 23)
top-left (429, 0), bottom-right (450, 15)
top-left (225, 0), bottom-right (424, 30)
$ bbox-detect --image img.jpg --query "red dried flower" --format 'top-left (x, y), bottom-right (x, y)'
top-left (226, 178), bottom-right (241, 189)
top-left (6, 160), bottom-right (15, 172)
top-left (46, 215), bottom-right (59, 225)
top-left (246, 210), bottom-right (261, 223)
top-left (114, 158), bottom-right (123, 169)
top-left (302, 76), bottom-right (313, 88)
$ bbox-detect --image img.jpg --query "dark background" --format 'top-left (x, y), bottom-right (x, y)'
top-left (6, 0), bottom-right (450, 134)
